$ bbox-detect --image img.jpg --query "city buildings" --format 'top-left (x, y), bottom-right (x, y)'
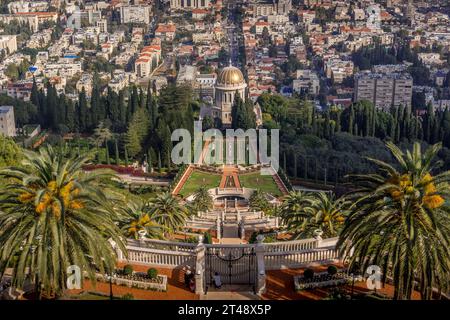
top-left (119, 5), bottom-right (152, 24)
top-left (170, 0), bottom-right (211, 10)
top-left (0, 36), bottom-right (17, 55)
top-left (0, 106), bottom-right (16, 137)
top-left (292, 70), bottom-right (320, 96)
top-left (354, 70), bottom-right (413, 110)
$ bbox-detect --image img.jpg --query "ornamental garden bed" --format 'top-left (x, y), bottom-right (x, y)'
top-left (93, 266), bottom-right (168, 292)
top-left (294, 266), bottom-right (359, 291)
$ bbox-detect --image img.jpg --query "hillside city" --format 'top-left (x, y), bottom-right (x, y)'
top-left (0, 0), bottom-right (449, 302)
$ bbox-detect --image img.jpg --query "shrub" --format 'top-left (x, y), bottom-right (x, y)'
top-left (303, 268), bottom-right (314, 280)
top-left (203, 232), bottom-right (212, 244)
top-left (327, 265), bottom-right (338, 275)
top-left (121, 293), bottom-right (134, 300)
top-left (147, 268), bottom-right (158, 279)
top-left (123, 264), bottom-right (134, 276)
top-left (249, 231), bottom-right (258, 244)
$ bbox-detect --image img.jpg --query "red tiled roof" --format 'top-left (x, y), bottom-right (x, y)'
top-left (155, 24), bottom-right (176, 33)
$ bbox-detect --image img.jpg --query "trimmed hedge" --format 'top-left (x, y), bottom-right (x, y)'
top-left (147, 268), bottom-right (158, 280)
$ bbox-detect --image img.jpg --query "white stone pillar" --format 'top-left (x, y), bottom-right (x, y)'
top-left (195, 235), bottom-right (206, 295)
top-left (255, 235), bottom-right (266, 295)
top-left (216, 217), bottom-right (221, 240)
top-left (314, 229), bottom-right (323, 247)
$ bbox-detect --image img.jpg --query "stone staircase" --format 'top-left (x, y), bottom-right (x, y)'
top-left (171, 165), bottom-right (194, 196)
top-left (272, 172), bottom-right (289, 195)
top-left (201, 285), bottom-right (260, 300)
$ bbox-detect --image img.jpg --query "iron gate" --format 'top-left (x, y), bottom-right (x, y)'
top-left (205, 246), bottom-right (256, 292)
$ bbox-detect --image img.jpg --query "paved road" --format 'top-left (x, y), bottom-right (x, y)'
top-left (225, 0), bottom-right (241, 67)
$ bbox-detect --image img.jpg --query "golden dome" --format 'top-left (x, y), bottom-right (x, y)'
top-left (217, 66), bottom-right (245, 86)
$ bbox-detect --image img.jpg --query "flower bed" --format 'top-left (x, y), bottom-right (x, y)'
top-left (94, 271), bottom-right (168, 292)
top-left (294, 271), bottom-right (354, 291)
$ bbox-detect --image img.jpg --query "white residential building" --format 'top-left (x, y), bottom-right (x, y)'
top-left (120, 5), bottom-right (152, 24)
top-left (0, 35), bottom-right (17, 55)
top-left (292, 70), bottom-right (320, 95)
top-left (0, 106), bottom-right (16, 137)
top-left (170, 0), bottom-right (211, 10)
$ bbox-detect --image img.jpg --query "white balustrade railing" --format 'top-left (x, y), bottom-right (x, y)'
top-left (263, 238), bottom-right (318, 252)
top-left (124, 246), bottom-right (196, 268)
top-left (264, 248), bottom-right (339, 270)
top-left (318, 237), bottom-right (339, 248)
top-left (126, 238), bottom-right (197, 253)
top-left (120, 237), bottom-right (340, 270)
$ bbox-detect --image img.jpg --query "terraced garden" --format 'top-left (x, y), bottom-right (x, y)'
top-left (178, 171), bottom-right (221, 197)
top-left (238, 172), bottom-right (283, 197)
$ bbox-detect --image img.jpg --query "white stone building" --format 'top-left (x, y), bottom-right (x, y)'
top-left (0, 106), bottom-right (16, 137)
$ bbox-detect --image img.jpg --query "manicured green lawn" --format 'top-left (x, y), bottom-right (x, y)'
top-left (179, 171), bottom-right (221, 197)
top-left (239, 173), bottom-right (282, 197)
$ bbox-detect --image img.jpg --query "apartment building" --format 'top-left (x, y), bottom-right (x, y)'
top-left (325, 59), bottom-right (354, 84)
top-left (6, 81), bottom-right (33, 101)
top-left (8, 1), bottom-right (48, 13)
top-left (43, 62), bottom-right (82, 78)
top-left (170, 0), bottom-right (211, 10)
top-left (0, 106), bottom-right (16, 137)
top-left (109, 70), bottom-right (129, 93)
top-left (354, 71), bottom-right (413, 110)
top-left (120, 5), bottom-right (152, 24)
top-left (292, 69), bottom-right (320, 95)
top-left (0, 35), bottom-right (17, 55)
top-left (155, 23), bottom-right (176, 41)
top-left (135, 41), bottom-right (162, 78)
top-left (252, 2), bottom-right (275, 17)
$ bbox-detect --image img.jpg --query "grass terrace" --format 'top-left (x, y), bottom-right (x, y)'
top-left (239, 172), bottom-right (283, 197)
top-left (178, 170), bottom-right (221, 197)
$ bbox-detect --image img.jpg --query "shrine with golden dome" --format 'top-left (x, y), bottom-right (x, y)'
top-left (214, 64), bottom-right (247, 126)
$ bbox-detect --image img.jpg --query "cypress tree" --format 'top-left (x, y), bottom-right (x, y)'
top-left (293, 153), bottom-right (297, 179)
top-left (124, 146), bottom-right (129, 167)
top-left (105, 142), bottom-right (110, 165)
top-left (348, 105), bottom-right (354, 135)
top-left (115, 139), bottom-right (120, 165)
top-left (30, 77), bottom-right (39, 107)
top-left (66, 99), bottom-right (75, 131)
top-left (147, 149), bottom-right (152, 172)
top-left (335, 111), bottom-right (341, 132)
top-left (78, 88), bottom-right (88, 132)
top-left (118, 90), bottom-right (126, 129)
top-left (158, 152), bottom-right (162, 172)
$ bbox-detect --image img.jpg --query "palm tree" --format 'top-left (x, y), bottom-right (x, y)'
top-left (338, 142), bottom-right (450, 300)
top-left (279, 191), bottom-right (314, 237)
top-left (190, 186), bottom-right (213, 214)
top-left (121, 198), bottom-right (163, 239)
top-left (149, 192), bottom-right (188, 235)
top-left (0, 146), bottom-right (126, 297)
top-left (305, 192), bottom-right (348, 238)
